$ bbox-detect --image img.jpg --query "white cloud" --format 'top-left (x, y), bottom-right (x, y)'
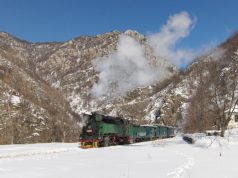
top-left (148, 11), bottom-right (196, 67)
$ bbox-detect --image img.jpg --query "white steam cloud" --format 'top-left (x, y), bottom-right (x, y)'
top-left (148, 11), bottom-right (196, 66)
top-left (91, 35), bottom-right (167, 97)
top-left (91, 11), bottom-right (196, 98)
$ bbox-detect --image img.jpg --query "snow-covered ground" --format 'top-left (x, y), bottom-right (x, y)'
top-left (0, 129), bottom-right (238, 178)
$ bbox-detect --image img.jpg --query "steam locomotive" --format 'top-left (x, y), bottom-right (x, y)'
top-left (80, 112), bottom-right (176, 148)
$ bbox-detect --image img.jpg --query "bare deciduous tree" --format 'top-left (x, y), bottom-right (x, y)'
top-left (211, 57), bottom-right (238, 137)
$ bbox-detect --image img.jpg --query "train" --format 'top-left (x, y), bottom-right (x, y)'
top-left (80, 112), bottom-right (176, 148)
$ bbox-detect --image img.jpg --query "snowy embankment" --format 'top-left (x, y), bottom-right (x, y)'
top-left (0, 129), bottom-right (238, 178)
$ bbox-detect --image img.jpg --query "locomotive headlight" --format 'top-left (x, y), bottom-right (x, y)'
top-left (98, 136), bottom-right (102, 140)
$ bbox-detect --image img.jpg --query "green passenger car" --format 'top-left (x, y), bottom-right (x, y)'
top-left (144, 125), bottom-right (156, 140)
top-left (167, 126), bottom-right (175, 137)
top-left (154, 124), bottom-right (168, 138)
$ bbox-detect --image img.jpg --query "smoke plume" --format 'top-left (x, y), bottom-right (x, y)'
top-left (91, 34), bottom-right (168, 97)
top-left (148, 11), bottom-right (196, 67)
top-left (91, 11), bottom-right (196, 98)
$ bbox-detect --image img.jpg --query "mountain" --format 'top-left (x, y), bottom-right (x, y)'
top-left (1, 29), bottom-right (237, 144)
top-left (0, 30), bottom-right (176, 144)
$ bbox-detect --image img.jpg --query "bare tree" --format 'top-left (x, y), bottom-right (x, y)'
top-left (211, 57), bottom-right (238, 137)
top-left (184, 61), bottom-right (216, 133)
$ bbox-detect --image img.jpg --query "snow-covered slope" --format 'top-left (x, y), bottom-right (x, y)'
top-left (0, 129), bottom-right (238, 178)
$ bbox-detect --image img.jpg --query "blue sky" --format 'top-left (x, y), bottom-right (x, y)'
top-left (0, 0), bottom-right (238, 50)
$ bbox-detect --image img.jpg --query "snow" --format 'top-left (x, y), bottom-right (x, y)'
top-left (68, 93), bottom-right (84, 114)
top-left (51, 80), bottom-right (60, 88)
top-left (234, 50), bottom-right (238, 56)
top-left (0, 129), bottom-right (238, 178)
top-left (76, 57), bottom-right (81, 63)
top-left (10, 95), bottom-right (21, 106)
top-left (226, 106), bottom-right (238, 113)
